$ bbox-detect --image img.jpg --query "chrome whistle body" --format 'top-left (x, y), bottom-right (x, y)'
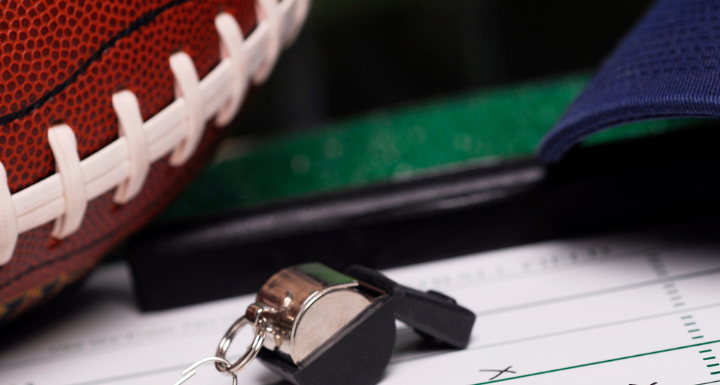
top-left (208, 263), bottom-right (475, 385)
top-left (248, 263), bottom-right (377, 365)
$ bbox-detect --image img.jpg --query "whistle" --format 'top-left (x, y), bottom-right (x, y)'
top-left (232, 263), bottom-right (476, 385)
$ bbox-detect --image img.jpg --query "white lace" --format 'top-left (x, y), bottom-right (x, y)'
top-left (0, 0), bottom-right (310, 265)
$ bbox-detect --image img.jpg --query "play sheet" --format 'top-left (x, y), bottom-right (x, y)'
top-left (2, 219), bottom-right (720, 385)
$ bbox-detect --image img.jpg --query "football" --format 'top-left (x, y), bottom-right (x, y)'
top-left (0, 0), bottom-right (308, 323)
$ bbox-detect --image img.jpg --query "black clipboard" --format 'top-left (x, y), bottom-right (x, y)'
top-left (129, 123), bottom-right (720, 311)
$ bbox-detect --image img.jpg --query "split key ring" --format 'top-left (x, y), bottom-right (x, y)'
top-left (215, 311), bottom-right (270, 374)
top-left (176, 312), bottom-right (269, 384)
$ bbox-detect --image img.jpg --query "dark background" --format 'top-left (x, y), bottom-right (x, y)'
top-left (237, 0), bottom-right (658, 136)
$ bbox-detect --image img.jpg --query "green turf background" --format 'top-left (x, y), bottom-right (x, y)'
top-left (164, 74), bottom-right (699, 219)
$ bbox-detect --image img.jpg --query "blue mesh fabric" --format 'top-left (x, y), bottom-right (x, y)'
top-left (539, 0), bottom-right (720, 163)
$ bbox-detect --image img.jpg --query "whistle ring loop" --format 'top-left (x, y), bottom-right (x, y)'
top-left (215, 315), bottom-right (268, 374)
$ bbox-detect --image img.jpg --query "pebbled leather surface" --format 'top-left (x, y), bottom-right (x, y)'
top-left (0, 0), bottom-right (256, 323)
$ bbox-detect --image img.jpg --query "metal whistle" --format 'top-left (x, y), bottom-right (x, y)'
top-left (212, 263), bottom-right (476, 385)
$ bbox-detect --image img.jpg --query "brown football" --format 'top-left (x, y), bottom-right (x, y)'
top-left (0, 0), bottom-right (308, 324)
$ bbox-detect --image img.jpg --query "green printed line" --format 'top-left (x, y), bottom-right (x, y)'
top-left (683, 315), bottom-right (694, 319)
top-left (702, 350), bottom-right (713, 353)
top-left (713, 372), bottom-right (720, 375)
top-left (687, 322), bottom-right (698, 326)
top-left (709, 364), bottom-right (719, 367)
top-left (690, 329), bottom-right (702, 333)
top-left (472, 339), bottom-right (720, 384)
top-left (704, 357), bottom-right (717, 361)
top-left (695, 336), bottom-right (707, 340)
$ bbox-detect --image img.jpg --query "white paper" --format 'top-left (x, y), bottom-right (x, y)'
top-left (2, 220), bottom-right (720, 385)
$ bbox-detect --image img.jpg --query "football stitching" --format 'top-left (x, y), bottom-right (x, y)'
top-left (0, 0), bottom-right (309, 287)
top-left (0, 189), bottom-right (163, 291)
top-left (0, 120), bottom-right (221, 292)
